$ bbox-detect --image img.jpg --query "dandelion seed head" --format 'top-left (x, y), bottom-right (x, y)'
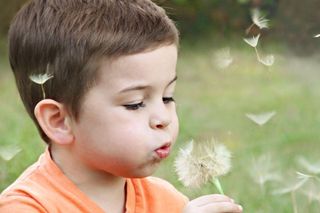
top-left (175, 139), bottom-right (231, 188)
top-left (243, 34), bottom-right (261, 48)
top-left (251, 8), bottom-right (269, 29)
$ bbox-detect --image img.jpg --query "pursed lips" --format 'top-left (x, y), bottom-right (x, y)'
top-left (154, 142), bottom-right (171, 159)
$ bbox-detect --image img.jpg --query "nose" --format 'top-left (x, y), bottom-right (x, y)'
top-left (150, 117), bottom-right (170, 129)
top-left (149, 103), bottom-right (172, 129)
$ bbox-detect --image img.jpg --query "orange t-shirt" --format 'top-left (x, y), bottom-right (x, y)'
top-left (0, 149), bottom-right (188, 212)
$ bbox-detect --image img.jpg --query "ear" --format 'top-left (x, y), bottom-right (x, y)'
top-left (34, 99), bottom-right (74, 145)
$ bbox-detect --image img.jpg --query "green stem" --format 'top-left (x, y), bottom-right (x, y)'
top-left (212, 177), bottom-right (224, 195)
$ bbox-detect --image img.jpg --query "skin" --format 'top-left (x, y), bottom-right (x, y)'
top-left (34, 44), bottom-right (243, 213)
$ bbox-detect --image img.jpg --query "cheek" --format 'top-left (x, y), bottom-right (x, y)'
top-left (171, 113), bottom-right (179, 142)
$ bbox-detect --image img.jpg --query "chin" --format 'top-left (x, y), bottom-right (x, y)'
top-left (127, 163), bottom-right (160, 178)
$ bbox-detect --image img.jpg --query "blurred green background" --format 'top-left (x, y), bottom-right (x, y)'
top-left (1, 0), bottom-right (320, 212)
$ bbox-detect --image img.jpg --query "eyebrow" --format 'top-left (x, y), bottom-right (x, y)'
top-left (119, 75), bottom-right (178, 94)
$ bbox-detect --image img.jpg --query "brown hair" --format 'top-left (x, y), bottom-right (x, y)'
top-left (9, 0), bottom-right (179, 143)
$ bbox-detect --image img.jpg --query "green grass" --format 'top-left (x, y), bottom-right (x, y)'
top-left (0, 60), bottom-right (45, 189)
top-left (1, 39), bottom-right (320, 212)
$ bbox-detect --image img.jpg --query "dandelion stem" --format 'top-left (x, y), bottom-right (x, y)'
top-left (254, 47), bottom-right (261, 61)
top-left (291, 191), bottom-right (298, 213)
top-left (212, 177), bottom-right (224, 195)
top-left (245, 24), bottom-right (254, 35)
top-left (41, 84), bottom-right (46, 99)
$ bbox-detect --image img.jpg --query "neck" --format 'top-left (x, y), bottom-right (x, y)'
top-left (49, 144), bottom-right (126, 213)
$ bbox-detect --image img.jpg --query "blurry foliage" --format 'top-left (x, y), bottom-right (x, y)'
top-left (274, 0), bottom-right (320, 55)
top-left (0, 0), bottom-right (319, 55)
top-left (0, 0), bottom-right (27, 35)
top-left (159, 0), bottom-right (278, 37)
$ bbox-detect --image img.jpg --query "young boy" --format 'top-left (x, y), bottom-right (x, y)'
top-left (0, 0), bottom-right (243, 212)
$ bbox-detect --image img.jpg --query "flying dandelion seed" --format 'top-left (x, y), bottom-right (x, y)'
top-left (297, 157), bottom-right (320, 174)
top-left (0, 145), bottom-right (22, 161)
top-left (29, 71), bottom-right (53, 99)
top-left (296, 171), bottom-right (314, 179)
top-left (273, 171), bottom-right (319, 195)
top-left (29, 73), bottom-right (53, 85)
top-left (273, 171), bottom-right (314, 213)
top-left (175, 139), bottom-right (231, 194)
top-left (259, 54), bottom-right (275, 66)
top-left (300, 179), bottom-right (320, 204)
top-left (314, 34), bottom-right (320, 38)
top-left (243, 34), bottom-right (261, 48)
top-left (245, 111), bottom-right (276, 126)
top-left (249, 154), bottom-right (282, 193)
top-left (294, 171), bottom-right (320, 206)
top-left (213, 47), bottom-right (233, 69)
top-left (251, 8), bottom-right (269, 30)
top-left (246, 9), bottom-right (269, 34)
top-left (243, 34), bottom-right (274, 67)
top-left (272, 175), bottom-right (308, 195)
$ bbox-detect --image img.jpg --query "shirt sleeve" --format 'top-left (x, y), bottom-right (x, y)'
top-left (0, 195), bottom-right (46, 213)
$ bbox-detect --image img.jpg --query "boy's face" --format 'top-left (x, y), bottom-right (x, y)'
top-left (69, 45), bottom-right (179, 178)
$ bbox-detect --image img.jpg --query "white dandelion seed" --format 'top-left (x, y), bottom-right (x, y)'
top-left (175, 139), bottom-right (231, 194)
top-left (243, 34), bottom-right (274, 67)
top-left (272, 171), bottom-right (318, 196)
top-left (29, 73), bottom-right (54, 85)
top-left (29, 65), bottom-right (54, 99)
top-left (297, 157), bottom-right (320, 175)
top-left (296, 171), bottom-right (314, 179)
top-left (243, 34), bottom-right (261, 48)
top-left (273, 176), bottom-right (306, 213)
top-left (213, 47), bottom-right (233, 69)
top-left (259, 54), bottom-right (275, 66)
top-left (249, 154), bottom-right (282, 192)
top-left (272, 176), bottom-right (308, 195)
top-left (300, 178), bottom-right (320, 204)
top-left (273, 171), bottom-right (315, 213)
top-left (0, 145), bottom-right (22, 161)
top-left (251, 8), bottom-right (269, 29)
top-left (295, 171), bottom-right (320, 205)
top-left (245, 111), bottom-right (276, 126)
top-left (314, 34), bottom-right (320, 38)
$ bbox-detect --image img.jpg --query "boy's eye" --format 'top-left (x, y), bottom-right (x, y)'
top-left (163, 97), bottom-right (175, 104)
top-left (123, 102), bottom-right (145, 110)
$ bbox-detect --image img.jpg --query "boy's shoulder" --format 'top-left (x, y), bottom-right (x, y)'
top-left (0, 152), bottom-right (49, 212)
top-left (0, 149), bottom-right (106, 213)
